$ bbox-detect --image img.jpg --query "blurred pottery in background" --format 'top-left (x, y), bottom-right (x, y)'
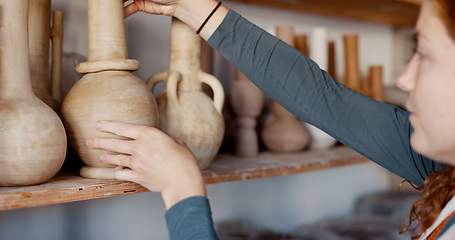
top-left (28, 0), bottom-right (64, 111)
top-left (61, 0), bottom-right (159, 179)
top-left (148, 18), bottom-right (224, 170)
top-left (369, 65), bottom-right (385, 102)
top-left (304, 124), bottom-right (338, 150)
top-left (343, 34), bottom-right (361, 92)
top-left (230, 70), bottom-right (264, 157)
top-left (0, 0), bottom-right (67, 186)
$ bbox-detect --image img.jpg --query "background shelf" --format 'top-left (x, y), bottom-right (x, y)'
top-left (229, 0), bottom-right (421, 26)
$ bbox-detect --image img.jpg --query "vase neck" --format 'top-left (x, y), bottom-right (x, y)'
top-left (28, 0), bottom-right (51, 93)
top-left (0, 0), bottom-right (34, 98)
top-left (168, 18), bottom-right (201, 78)
top-left (87, 0), bottom-right (128, 61)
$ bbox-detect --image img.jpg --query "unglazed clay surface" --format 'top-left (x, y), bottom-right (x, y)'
top-left (61, 0), bottom-right (159, 179)
top-left (148, 18), bottom-right (224, 170)
top-left (62, 71), bottom-right (159, 168)
top-left (0, 0), bottom-right (67, 186)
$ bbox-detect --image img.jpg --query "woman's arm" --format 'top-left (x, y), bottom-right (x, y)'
top-left (205, 10), bottom-right (445, 186)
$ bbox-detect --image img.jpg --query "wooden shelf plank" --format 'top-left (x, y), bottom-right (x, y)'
top-left (204, 146), bottom-right (367, 183)
top-left (228, 0), bottom-right (421, 26)
top-left (0, 146), bottom-right (368, 211)
top-left (0, 173), bottom-right (149, 211)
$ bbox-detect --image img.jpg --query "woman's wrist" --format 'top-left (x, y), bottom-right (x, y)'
top-left (161, 173), bottom-right (207, 210)
top-left (174, 0), bottom-right (228, 40)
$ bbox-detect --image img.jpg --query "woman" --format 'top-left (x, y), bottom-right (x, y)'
top-left (86, 0), bottom-right (455, 239)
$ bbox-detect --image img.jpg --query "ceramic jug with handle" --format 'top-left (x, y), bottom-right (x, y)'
top-left (148, 18), bottom-right (224, 170)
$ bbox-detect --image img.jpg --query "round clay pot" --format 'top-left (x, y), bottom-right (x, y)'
top-left (61, 0), bottom-right (159, 179)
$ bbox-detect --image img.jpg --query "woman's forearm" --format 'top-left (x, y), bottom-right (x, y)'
top-left (174, 0), bottom-right (228, 40)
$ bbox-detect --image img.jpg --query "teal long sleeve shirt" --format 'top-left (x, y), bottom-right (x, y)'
top-left (165, 10), bottom-right (449, 239)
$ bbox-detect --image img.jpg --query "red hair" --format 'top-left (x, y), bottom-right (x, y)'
top-left (401, 166), bottom-right (455, 239)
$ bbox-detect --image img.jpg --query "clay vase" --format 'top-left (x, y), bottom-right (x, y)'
top-left (0, 0), bottom-right (67, 186)
top-left (28, 0), bottom-right (64, 111)
top-left (294, 35), bottom-right (309, 56)
top-left (310, 27), bottom-right (328, 70)
top-left (230, 70), bottom-right (264, 157)
top-left (369, 65), bottom-right (384, 102)
top-left (201, 41), bottom-right (214, 74)
top-left (343, 34), bottom-right (361, 92)
top-left (61, 0), bottom-right (159, 179)
top-left (147, 18), bottom-right (224, 170)
top-left (328, 41), bottom-right (337, 81)
top-left (261, 25), bottom-right (310, 153)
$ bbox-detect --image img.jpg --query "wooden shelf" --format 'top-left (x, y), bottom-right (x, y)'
top-left (0, 146), bottom-right (368, 211)
top-left (229, 0), bottom-right (421, 26)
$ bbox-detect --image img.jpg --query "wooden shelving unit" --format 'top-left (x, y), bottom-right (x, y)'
top-left (0, 146), bottom-right (368, 211)
top-left (229, 0), bottom-right (421, 26)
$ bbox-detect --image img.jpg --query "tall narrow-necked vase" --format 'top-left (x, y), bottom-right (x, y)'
top-left (344, 34), bottom-right (361, 92)
top-left (28, 0), bottom-right (64, 112)
top-left (0, 0), bottom-right (67, 186)
top-left (61, 0), bottom-right (159, 179)
top-left (148, 18), bottom-right (224, 170)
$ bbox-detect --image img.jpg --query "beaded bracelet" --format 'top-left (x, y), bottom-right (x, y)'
top-left (196, 1), bottom-right (223, 34)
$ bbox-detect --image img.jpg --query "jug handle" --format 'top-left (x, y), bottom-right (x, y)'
top-left (146, 71), bottom-right (167, 92)
top-left (50, 11), bottom-right (64, 103)
top-left (198, 71), bottom-right (224, 114)
top-left (166, 72), bottom-right (181, 105)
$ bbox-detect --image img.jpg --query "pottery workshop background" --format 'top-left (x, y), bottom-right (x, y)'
top-left (0, 1), bottom-right (411, 239)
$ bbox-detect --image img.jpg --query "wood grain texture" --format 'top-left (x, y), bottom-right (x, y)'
top-left (228, 0), bottom-right (420, 26)
top-left (0, 146), bottom-right (368, 211)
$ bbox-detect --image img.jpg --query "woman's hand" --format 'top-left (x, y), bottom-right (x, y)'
top-left (123, 0), bottom-right (229, 41)
top-left (124, 0), bottom-right (178, 18)
top-left (86, 120), bottom-right (206, 209)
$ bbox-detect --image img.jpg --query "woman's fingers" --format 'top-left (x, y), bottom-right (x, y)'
top-left (100, 154), bottom-right (133, 169)
top-left (123, 0), bottom-right (176, 18)
top-left (124, 1), bottom-right (141, 18)
top-left (114, 166), bottom-right (139, 183)
top-left (95, 120), bottom-right (141, 139)
top-left (87, 137), bottom-right (133, 155)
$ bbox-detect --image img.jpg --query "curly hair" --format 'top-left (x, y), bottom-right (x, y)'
top-left (401, 166), bottom-right (455, 239)
top-left (399, 1), bottom-right (455, 239)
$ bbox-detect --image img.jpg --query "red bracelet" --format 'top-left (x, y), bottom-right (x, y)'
top-left (196, 1), bottom-right (222, 34)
